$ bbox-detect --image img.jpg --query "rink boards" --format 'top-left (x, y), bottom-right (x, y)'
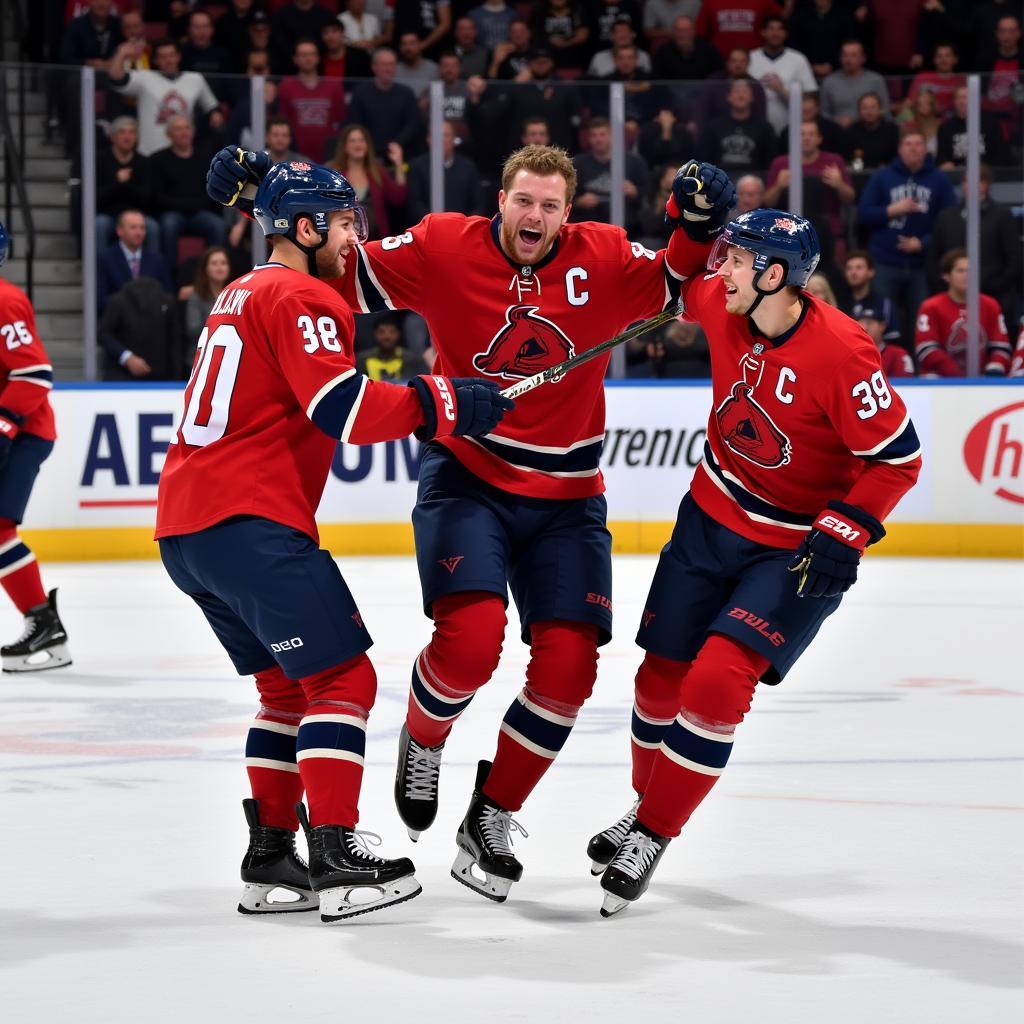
top-left (20, 381), bottom-right (1024, 560)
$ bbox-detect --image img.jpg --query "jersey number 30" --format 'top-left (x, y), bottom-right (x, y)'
top-left (178, 324), bottom-right (243, 447)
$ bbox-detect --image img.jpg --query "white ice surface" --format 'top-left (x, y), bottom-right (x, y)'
top-left (0, 555), bottom-right (1021, 1023)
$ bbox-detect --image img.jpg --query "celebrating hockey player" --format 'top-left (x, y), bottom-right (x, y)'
top-left (206, 144), bottom-right (737, 902)
top-left (589, 206), bottom-right (923, 916)
top-left (0, 221), bottom-right (71, 673)
top-left (156, 161), bottom-right (512, 922)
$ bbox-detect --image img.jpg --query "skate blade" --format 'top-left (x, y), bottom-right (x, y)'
top-left (590, 858), bottom-right (608, 876)
top-left (319, 874), bottom-right (422, 922)
top-left (237, 882), bottom-right (318, 915)
top-left (406, 827), bottom-right (421, 842)
top-left (2, 644), bottom-right (72, 673)
top-left (599, 891), bottom-right (631, 918)
top-left (450, 846), bottom-right (516, 903)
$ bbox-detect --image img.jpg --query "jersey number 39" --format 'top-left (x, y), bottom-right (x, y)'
top-left (851, 370), bottom-right (892, 420)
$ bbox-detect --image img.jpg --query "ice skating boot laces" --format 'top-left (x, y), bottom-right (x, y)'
top-left (603, 799), bottom-right (640, 846)
top-left (12, 611), bottom-right (41, 646)
top-left (479, 806), bottom-right (528, 857)
top-left (614, 831), bottom-right (661, 880)
top-left (404, 739), bottom-right (442, 801)
top-left (344, 829), bottom-right (388, 864)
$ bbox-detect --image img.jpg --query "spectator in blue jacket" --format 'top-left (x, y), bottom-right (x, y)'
top-left (97, 209), bottom-right (173, 315)
top-left (857, 130), bottom-right (957, 341)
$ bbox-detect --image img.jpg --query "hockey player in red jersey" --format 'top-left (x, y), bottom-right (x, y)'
top-left (157, 161), bottom-right (512, 922)
top-left (589, 206), bottom-right (923, 917)
top-left (914, 249), bottom-right (1011, 376)
top-left (1011, 323), bottom-right (1024, 377)
top-left (0, 221), bottom-right (71, 673)
top-left (856, 306), bottom-right (915, 378)
top-left (206, 144), bottom-right (737, 902)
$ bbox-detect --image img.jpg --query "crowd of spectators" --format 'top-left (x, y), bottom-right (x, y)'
top-left (41, 0), bottom-right (1023, 380)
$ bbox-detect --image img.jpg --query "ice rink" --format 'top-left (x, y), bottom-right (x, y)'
top-left (1, 554), bottom-right (1021, 1023)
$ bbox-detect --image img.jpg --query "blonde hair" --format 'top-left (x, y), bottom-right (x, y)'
top-left (501, 144), bottom-right (577, 204)
top-left (806, 273), bottom-right (837, 306)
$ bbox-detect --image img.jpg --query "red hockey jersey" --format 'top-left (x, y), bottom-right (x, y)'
top-left (0, 278), bottom-right (56, 441)
top-left (681, 274), bottom-right (922, 549)
top-left (914, 291), bottom-right (1010, 376)
top-left (156, 263), bottom-right (425, 542)
top-left (1011, 323), bottom-right (1024, 378)
top-left (332, 214), bottom-right (688, 499)
top-left (880, 342), bottom-right (915, 378)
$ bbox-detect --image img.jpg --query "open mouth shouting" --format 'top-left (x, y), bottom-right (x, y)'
top-left (518, 226), bottom-right (544, 251)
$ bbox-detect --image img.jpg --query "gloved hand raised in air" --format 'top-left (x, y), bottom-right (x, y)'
top-left (206, 147), bottom-right (271, 214)
top-left (787, 501), bottom-right (885, 598)
top-left (665, 160), bottom-right (737, 242)
top-left (410, 376), bottom-right (515, 441)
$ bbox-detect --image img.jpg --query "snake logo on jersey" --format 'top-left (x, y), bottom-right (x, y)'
top-left (716, 354), bottom-right (792, 469)
top-left (472, 305), bottom-right (574, 381)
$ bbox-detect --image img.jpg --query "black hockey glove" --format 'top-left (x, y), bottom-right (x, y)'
top-left (410, 375), bottom-right (515, 441)
top-left (788, 501), bottom-right (886, 598)
top-left (665, 160), bottom-right (737, 243)
top-left (206, 147), bottom-right (271, 215)
top-left (0, 406), bottom-right (24, 472)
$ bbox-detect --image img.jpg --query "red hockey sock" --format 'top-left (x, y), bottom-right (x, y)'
top-left (405, 592), bottom-right (506, 747)
top-left (483, 621), bottom-right (599, 812)
top-left (245, 665), bottom-right (306, 831)
top-left (637, 635), bottom-right (770, 839)
top-left (296, 654), bottom-right (378, 828)
top-left (0, 522), bottom-right (46, 615)
top-left (630, 652), bottom-right (691, 795)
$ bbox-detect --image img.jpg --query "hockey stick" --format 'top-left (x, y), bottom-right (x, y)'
top-left (499, 300), bottom-right (684, 400)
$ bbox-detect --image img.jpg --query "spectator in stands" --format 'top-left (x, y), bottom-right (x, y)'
top-left (735, 173), bottom-right (765, 213)
top-left (271, 0), bottom-right (336, 73)
top-left (531, 1), bottom-right (590, 73)
top-left (914, 248), bottom-right (1012, 376)
top-left (97, 209), bottom-right (172, 315)
top-left (866, 0), bottom-right (927, 76)
top-left (626, 318), bottom-right (710, 378)
top-left (243, 11), bottom-right (274, 73)
top-left (396, 31), bottom-right (441, 95)
top-left (348, 47), bottom-right (424, 158)
top-left (805, 273), bottom-right (838, 306)
top-left (181, 8), bottom-right (231, 97)
top-left (342, 0), bottom-right (388, 53)
top-left (766, 120), bottom-right (855, 245)
top-left (697, 46), bottom-right (768, 130)
top-left (839, 249), bottom-right (903, 347)
top-left (521, 117), bottom-right (551, 146)
top-left (263, 116), bottom-right (309, 165)
top-left (937, 85), bottom-right (1010, 169)
top-left (151, 115), bottom-right (227, 273)
top-left (594, 44), bottom-right (662, 125)
top-left (277, 38), bottom-right (346, 163)
top-left (650, 15), bottom-right (722, 81)
top-left (981, 14), bottom-right (1021, 138)
top-left (846, 91), bottom-right (901, 170)
top-left (588, 17), bottom-right (651, 78)
top-left (321, 20), bottom-right (372, 81)
top-left (325, 124), bottom-right (408, 239)
top-left (907, 42), bottom-right (966, 116)
top-left (856, 306), bottom-right (916, 378)
top-left (96, 116), bottom-right (159, 255)
top-left (897, 89), bottom-right (943, 156)
top-left (787, 0), bottom-right (857, 80)
top-left (820, 40), bottom-right (892, 128)
top-left (644, 1), bottom-right (704, 51)
top-left (637, 164), bottom-right (677, 248)
top-left (60, 0), bottom-right (122, 68)
top-left (747, 16), bottom-right (818, 134)
top-left (452, 15), bottom-right (490, 78)
top-left (858, 130), bottom-right (957, 340)
top-left (184, 246), bottom-right (232, 362)
top-left (226, 50), bottom-right (280, 153)
top-left (469, 1), bottom-right (519, 51)
top-left (166, 1), bottom-right (194, 41)
top-left (696, 0), bottom-right (789, 60)
top-left (436, 52), bottom-right (469, 124)
top-left (571, 117), bottom-right (649, 233)
top-left (488, 18), bottom-right (533, 79)
top-left (586, 1), bottom-right (644, 53)
top-left (108, 38), bottom-right (224, 156)
top-left (407, 121), bottom-right (484, 222)
top-left (496, 54), bottom-right (584, 153)
top-left (637, 107), bottom-right (695, 169)
top-left (215, 0), bottom-right (258, 63)
top-left (356, 316), bottom-right (428, 383)
top-left (99, 275), bottom-right (181, 381)
top-left (118, 9), bottom-right (150, 70)
top-left (391, 0), bottom-right (452, 58)
top-left (700, 80), bottom-right (777, 174)
top-left (799, 91), bottom-right (847, 157)
top-left (927, 165), bottom-right (1021, 328)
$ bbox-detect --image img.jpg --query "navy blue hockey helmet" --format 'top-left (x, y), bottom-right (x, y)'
top-left (0, 221), bottom-right (9, 267)
top-left (253, 159), bottom-right (368, 247)
top-left (708, 209), bottom-right (820, 290)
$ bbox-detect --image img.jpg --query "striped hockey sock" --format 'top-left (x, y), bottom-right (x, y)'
top-left (629, 652), bottom-right (692, 795)
top-left (295, 705), bottom-right (367, 828)
top-left (0, 533), bottom-right (47, 614)
top-left (405, 648), bottom-right (476, 747)
top-left (245, 708), bottom-right (304, 831)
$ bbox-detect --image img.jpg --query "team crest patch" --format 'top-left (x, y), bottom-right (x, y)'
top-left (472, 305), bottom-right (574, 380)
top-left (289, 161), bottom-right (311, 171)
top-left (773, 217), bottom-right (800, 234)
top-left (716, 381), bottom-right (792, 468)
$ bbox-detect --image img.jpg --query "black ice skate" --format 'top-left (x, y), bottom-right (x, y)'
top-left (2, 588), bottom-right (72, 673)
top-left (238, 798), bottom-right (317, 915)
top-left (599, 821), bottom-right (671, 918)
top-left (451, 760), bottom-right (528, 903)
top-left (586, 797), bottom-right (640, 876)
top-left (296, 803), bottom-right (422, 922)
top-left (394, 724), bottom-right (444, 841)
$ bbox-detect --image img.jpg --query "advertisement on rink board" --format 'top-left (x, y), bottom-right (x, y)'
top-left (19, 383), bottom-right (1024, 560)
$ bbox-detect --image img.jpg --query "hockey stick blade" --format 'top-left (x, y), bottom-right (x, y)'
top-left (499, 301), bottom-right (684, 400)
